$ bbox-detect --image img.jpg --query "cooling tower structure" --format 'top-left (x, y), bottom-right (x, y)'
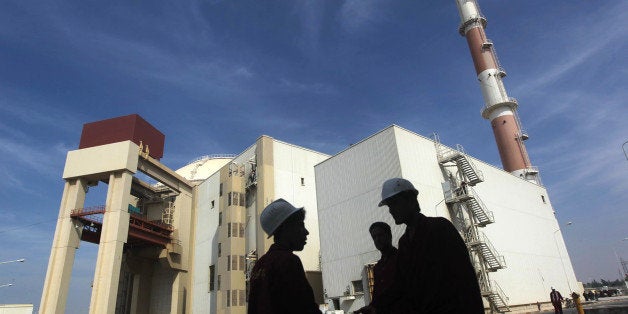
top-left (456, 0), bottom-right (540, 184)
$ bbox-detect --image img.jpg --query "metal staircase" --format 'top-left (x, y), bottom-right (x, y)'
top-left (466, 230), bottom-right (506, 272)
top-left (436, 144), bottom-right (484, 185)
top-left (446, 186), bottom-right (494, 227)
top-left (480, 278), bottom-right (510, 312)
top-left (434, 134), bottom-right (510, 312)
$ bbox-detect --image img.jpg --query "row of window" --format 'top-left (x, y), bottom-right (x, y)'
top-left (228, 192), bottom-right (245, 207)
top-left (208, 257), bottom-right (246, 292)
top-left (226, 289), bottom-right (246, 307)
top-left (226, 254), bottom-right (246, 272)
top-left (227, 222), bottom-right (245, 238)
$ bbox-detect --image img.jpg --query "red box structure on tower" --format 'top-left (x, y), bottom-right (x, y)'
top-left (79, 114), bottom-right (165, 159)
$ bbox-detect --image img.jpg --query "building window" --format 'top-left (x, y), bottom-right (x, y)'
top-left (227, 223), bottom-right (232, 237)
top-left (239, 193), bottom-right (245, 206)
top-left (227, 255), bottom-right (231, 271)
top-left (219, 212), bottom-right (222, 226)
top-left (239, 290), bottom-right (245, 306)
top-left (217, 275), bottom-right (221, 290)
top-left (351, 280), bottom-right (364, 294)
top-left (232, 223), bottom-right (238, 238)
top-left (218, 243), bottom-right (221, 257)
top-left (226, 289), bottom-right (231, 307)
top-left (211, 200), bottom-right (215, 208)
top-left (219, 183), bottom-right (223, 196)
top-left (232, 290), bottom-right (238, 307)
top-left (232, 255), bottom-right (237, 271)
top-left (541, 195), bottom-right (546, 204)
top-left (239, 223), bottom-right (245, 238)
top-left (209, 265), bottom-right (215, 292)
top-left (301, 177), bottom-right (305, 186)
top-left (239, 256), bottom-right (245, 271)
top-left (228, 192), bottom-right (232, 206)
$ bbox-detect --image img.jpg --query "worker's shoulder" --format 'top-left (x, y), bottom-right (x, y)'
top-left (424, 216), bottom-right (458, 234)
top-left (425, 215), bottom-right (454, 227)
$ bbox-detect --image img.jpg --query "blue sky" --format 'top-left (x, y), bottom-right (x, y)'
top-left (1, 0), bottom-right (627, 310)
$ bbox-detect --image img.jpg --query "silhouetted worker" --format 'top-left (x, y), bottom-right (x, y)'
top-left (368, 222), bottom-right (398, 304)
top-left (356, 178), bottom-right (483, 314)
top-left (550, 287), bottom-right (564, 314)
top-left (247, 199), bottom-right (320, 314)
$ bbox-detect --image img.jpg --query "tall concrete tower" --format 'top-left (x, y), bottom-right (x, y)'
top-left (455, 0), bottom-right (539, 183)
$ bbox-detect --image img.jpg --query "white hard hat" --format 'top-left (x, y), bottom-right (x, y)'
top-left (260, 198), bottom-right (303, 238)
top-left (378, 178), bottom-right (419, 207)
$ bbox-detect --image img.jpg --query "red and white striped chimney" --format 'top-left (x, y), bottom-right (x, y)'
top-left (455, 0), bottom-right (539, 183)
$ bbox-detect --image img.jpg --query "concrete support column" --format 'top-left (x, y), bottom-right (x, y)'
top-left (89, 171), bottom-right (132, 314)
top-left (40, 178), bottom-right (87, 314)
top-left (171, 272), bottom-right (187, 313)
top-left (255, 136), bottom-right (275, 257)
top-left (129, 254), bottom-right (155, 314)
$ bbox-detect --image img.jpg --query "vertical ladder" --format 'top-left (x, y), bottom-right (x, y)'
top-left (162, 201), bottom-right (175, 226)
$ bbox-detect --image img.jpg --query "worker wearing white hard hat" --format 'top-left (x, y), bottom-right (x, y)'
top-left (378, 178), bottom-right (419, 207)
top-left (357, 178), bottom-right (483, 314)
top-left (248, 199), bottom-right (320, 314)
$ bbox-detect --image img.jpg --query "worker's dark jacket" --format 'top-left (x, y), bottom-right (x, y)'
top-left (373, 213), bottom-right (484, 313)
top-left (372, 247), bottom-right (398, 303)
top-left (247, 243), bottom-right (320, 314)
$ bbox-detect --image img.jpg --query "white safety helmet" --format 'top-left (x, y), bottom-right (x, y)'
top-left (260, 198), bottom-right (303, 238)
top-left (378, 178), bottom-right (419, 207)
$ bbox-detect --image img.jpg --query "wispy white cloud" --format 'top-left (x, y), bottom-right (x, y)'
top-left (513, 2), bottom-right (628, 97)
top-left (293, 1), bottom-right (325, 54)
top-left (339, 0), bottom-right (381, 34)
top-left (278, 78), bottom-right (336, 95)
top-left (0, 89), bottom-right (82, 134)
top-left (233, 66), bottom-right (254, 79)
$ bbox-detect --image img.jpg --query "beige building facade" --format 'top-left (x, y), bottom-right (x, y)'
top-left (40, 124), bottom-right (328, 314)
top-left (190, 136), bottom-right (328, 314)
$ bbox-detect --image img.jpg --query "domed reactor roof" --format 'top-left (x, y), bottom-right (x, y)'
top-left (176, 154), bottom-right (235, 181)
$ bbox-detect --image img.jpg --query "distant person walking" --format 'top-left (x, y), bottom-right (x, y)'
top-left (550, 287), bottom-right (564, 314)
top-left (356, 178), bottom-right (483, 313)
top-left (247, 199), bottom-right (320, 314)
top-left (368, 222), bottom-right (398, 304)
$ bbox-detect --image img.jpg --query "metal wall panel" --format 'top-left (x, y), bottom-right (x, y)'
top-left (315, 126), bottom-right (406, 309)
top-left (191, 173), bottom-right (221, 313)
top-left (316, 125), bottom-right (578, 309)
top-left (273, 141), bottom-right (329, 271)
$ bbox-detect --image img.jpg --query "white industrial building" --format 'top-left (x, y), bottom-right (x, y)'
top-left (39, 115), bottom-right (329, 314)
top-left (315, 125), bottom-right (581, 313)
top-left (188, 136), bottom-right (329, 314)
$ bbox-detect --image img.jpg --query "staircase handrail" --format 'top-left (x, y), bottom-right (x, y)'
top-left (436, 145), bottom-right (460, 162)
top-left (478, 232), bottom-right (506, 268)
top-left (465, 228), bottom-right (479, 245)
top-left (491, 280), bottom-right (510, 305)
top-left (466, 186), bottom-right (493, 224)
top-left (463, 155), bottom-right (484, 183)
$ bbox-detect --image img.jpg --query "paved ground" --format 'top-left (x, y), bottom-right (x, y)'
top-left (537, 295), bottom-right (628, 313)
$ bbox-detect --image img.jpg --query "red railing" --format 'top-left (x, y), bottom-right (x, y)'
top-left (70, 205), bottom-right (173, 247)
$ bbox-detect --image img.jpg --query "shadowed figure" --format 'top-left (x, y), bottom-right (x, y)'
top-left (368, 222), bottom-right (398, 304)
top-left (356, 178), bottom-right (483, 314)
top-left (550, 287), bottom-right (564, 314)
top-left (247, 199), bottom-right (320, 314)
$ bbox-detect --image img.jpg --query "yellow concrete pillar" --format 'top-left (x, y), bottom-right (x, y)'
top-left (89, 171), bottom-right (132, 314)
top-left (255, 136), bottom-right (274, 256)
top-left (40, 178), bottom-right (87, 314)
